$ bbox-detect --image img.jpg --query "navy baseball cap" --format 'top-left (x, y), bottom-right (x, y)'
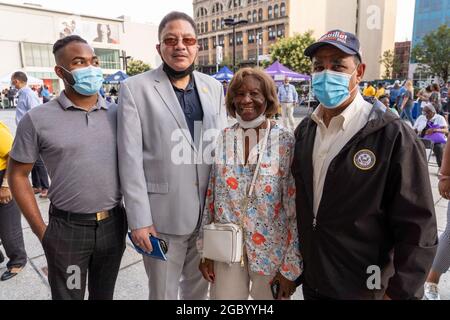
top-left (304, 30), bottom-right (362, 61)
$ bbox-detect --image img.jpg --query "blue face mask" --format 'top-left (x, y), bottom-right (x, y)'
top-left (60, 65), bottom-right (104, 96)
top-left (312, 68), bottom-right (358, 109)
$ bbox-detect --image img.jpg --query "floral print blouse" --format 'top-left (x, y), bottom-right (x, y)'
top-left (198, 123), bottom-right (303, 281)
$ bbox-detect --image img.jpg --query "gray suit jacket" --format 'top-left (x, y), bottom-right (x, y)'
top-left (117, 65), bottom-right (227, 235)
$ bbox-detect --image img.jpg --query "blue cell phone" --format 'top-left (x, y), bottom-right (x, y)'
top-left (271, 280), bottom-right (280, 299)
top-left (127, 232), bottom-right (168, 261)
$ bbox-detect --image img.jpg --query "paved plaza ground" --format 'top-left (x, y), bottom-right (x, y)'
top-left (0, 108), bottom-right (449, 300)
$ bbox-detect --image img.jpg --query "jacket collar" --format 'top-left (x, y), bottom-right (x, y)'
top-left (152, 65), bottom-right (215, 153)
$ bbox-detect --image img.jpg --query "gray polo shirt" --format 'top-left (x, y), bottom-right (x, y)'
top-left (10, 91), bottom-right (121, 213)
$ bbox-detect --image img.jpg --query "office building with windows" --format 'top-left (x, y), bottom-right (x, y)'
top-left (412, 0), bottom-right (450, 50)
top-left (409, 0), bottom-right (449, 81)
top-left (193, 0), bottom-right (397, 80)
top-left (0, 1), bottom-right (160, 93)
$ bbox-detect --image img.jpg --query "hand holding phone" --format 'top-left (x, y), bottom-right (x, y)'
top-left (271, 280), bottom-right (280, 299)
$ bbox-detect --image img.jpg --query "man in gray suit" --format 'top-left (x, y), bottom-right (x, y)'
top-left (117, 11), bottom-right (227, 300)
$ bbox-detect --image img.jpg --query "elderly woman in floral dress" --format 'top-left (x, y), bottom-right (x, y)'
top-left (198, 68), bottom-right (302, 300)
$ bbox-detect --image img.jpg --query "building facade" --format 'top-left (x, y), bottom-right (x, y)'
top-left (193, 0), bottom-right (397, 80)
top-left (412, 0), bottom-right (450, 50)
top-left (394, 41), bottom-right (411, 80)
top-left (0, 2), bottom-right (160, 93)
top-left (410, 0), bottom-right (449, 83)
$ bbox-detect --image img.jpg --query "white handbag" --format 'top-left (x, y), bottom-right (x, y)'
top-left (202, 223), bottom-right (243, 264)
top-left (202, 120), bottom-right (271, 266)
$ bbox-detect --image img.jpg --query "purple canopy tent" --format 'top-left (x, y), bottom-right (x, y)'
top-left (264, 61), bottom-right (310, 82)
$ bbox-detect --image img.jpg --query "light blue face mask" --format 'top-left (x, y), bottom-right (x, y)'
top-left (60, 65), bottom-right (104, 96)
top-left (312, 68), bottom-right (358, 109)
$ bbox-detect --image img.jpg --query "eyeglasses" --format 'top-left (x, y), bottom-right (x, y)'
top-left (162, 37), bottom-right (197, 46)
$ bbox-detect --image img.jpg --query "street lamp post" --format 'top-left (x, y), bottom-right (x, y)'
top-left (256, 32), bottom-right (262, 67)
top-left (224, 18), bottom-right (248, 73)
top-left (119, 50), bottom-right (131, 74)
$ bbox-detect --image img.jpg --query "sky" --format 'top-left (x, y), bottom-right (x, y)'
top-left (4, 0), bottom-right (415, 41)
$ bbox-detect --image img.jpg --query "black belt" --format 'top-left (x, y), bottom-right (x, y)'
top-left (49, 204), bottom-right (120, 222)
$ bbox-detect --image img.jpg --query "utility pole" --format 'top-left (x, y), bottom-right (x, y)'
top-left (224, 18), bottom-right (248, 73)
top-left (256, 32), bottom-right (262, 67)
top-left (119, 50), bottom-right (131, 74)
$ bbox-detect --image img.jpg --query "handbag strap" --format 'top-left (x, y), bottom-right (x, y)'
top-left (240, 119), bottom-right (271, 214)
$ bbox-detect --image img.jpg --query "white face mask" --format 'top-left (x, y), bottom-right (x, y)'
top-left (236, 113), bottom-right (267, 129)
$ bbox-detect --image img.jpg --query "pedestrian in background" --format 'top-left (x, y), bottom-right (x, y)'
top-left (424, 139), bottom-right (450, 300)
top-left (362, 81), bottom-right (376, 98)
top-left (278, 76), bottom-right (298, 131)
top-left (375, 82), bottom-right (385, 99)
top-left (399, 80), bottom-right (415, 126)
top-left (11, 71), bottom-right (50, 198)
top-left (413, 103), bottom-right (448, 169)
top-left (0, 121), bottom-right (27, 282)
top-left (430, 83), bottom-right (442, 115)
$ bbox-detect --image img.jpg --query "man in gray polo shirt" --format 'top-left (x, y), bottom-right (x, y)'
top-left (8, 35), bottom-right (126, 300)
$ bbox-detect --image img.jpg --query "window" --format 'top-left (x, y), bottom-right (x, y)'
top-left (23, 42), bottom-right (54, 68)
top-left (205, 21), bottom-right (209, 33)
top-left (252, 10), bottom-right (257, 22)
top-left (239, 13), bottom-right (243, 21)
top-left (247, 11), bottom-right (252, 21)
top-left (204, 38), bottom-right (209, 50)
top-left (213, 36), bottom-right (217, 48)
top-left (280, 2), bottom-right (286, 17)
top-left (201, 22), bottom-right (204, 33)
top-left (221, 18), bottom-right (225, 29)
top-left (94, 48), bottom-right (120, 69)
top-left (212, 20), bottom-right (216, 31)
top-left (277, 24), bottom-right (285, 38)
top-left (268, 26), bottom-right (276, 40)
top-left (198, 7), bottom-right (208, 17)
top-left (248, 29), bottom-right (255, 44)
top-left (258, 8), bottom-right (263, 21)
top-left (218, 35), bottom-right (224, 46)
top-left (274, 4), bottom-right (279, 18)
top-left (216, 18), bottom-right (220, 30)
top-left (229, 33), bottom-right (234, 45)
top-left (268, 6), bottom-right (273, 19)
top-left (236, 32), bottom-right (243, 46)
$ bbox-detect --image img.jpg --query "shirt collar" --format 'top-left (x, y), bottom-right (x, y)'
top-left (172, 76), bottom-right (195, 93)
top-left (18, 86), bottom-right (30, 95)
top-left (311, 92), bottom-right (365, 131)
top-left (57, 90), bottom-right (108, 111)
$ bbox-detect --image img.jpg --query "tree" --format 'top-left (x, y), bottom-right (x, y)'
top-left (411, 24), bottom-right (450, 82)
top-left (379, 49), bottom-right (403, 79)
top-left (268, 31), bottom-right (316, 75)
top-left (127, 59), bottom-right (151, 76)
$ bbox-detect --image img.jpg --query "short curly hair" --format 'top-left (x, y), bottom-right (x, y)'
top-left (225, 68), bottom-right (280, 118)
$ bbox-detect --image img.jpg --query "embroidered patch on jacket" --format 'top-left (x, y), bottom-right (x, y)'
top-left (353, 149), bottom-right (376, 171)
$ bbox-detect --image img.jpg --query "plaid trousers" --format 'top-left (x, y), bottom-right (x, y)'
top-left (42, 204), bottom-right (127, 300)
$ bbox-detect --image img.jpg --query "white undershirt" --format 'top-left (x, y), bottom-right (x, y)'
top-left (311, 92), bottom-right (373, 216)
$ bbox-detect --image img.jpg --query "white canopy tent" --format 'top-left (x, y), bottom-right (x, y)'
top-left (0, 72), bottom-right (44, 88)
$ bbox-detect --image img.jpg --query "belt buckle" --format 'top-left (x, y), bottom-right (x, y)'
top-left (96, 211), bottom-right (109, 221)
